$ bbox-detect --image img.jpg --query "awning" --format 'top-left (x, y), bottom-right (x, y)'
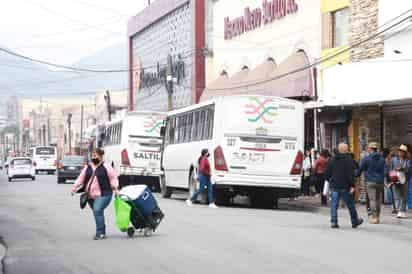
top-left (321, 59), bottom-right (412, 106)
top-left (201, 51), bottom-right (314, 102)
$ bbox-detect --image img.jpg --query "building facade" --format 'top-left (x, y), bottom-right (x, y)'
top-left (128, 0), bottom-right (206, 111)
top-left (202, 0), bottom-right (321, 148)
top-left (319, 0), bottom-right (412, 156)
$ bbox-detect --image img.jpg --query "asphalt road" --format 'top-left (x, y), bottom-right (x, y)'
top-left (0, 172), bottom-right (411, 274)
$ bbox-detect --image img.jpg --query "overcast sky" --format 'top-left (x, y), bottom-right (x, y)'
top-left (0, 0), bottom-right (147, 65)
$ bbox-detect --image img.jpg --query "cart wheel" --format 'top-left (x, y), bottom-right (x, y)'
top-left (143, 227), bottom-right (152, 237)
top-left (127, 227), bottom-right (135, 238)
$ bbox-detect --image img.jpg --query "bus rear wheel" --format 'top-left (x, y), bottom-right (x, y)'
top-left (249, 189), bottom-right (278, 209)
top-left (214, 189), bottom-right (232, 206)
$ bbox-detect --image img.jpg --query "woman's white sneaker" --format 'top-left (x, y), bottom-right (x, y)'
top-left (186, 199), bottom-right (193, 206)
top-left (208, 203), bottom-right (218, 208)
top-left (400, 212), bottom-right (407, 218)
top-left (397, 212), bottom-right (402, 218)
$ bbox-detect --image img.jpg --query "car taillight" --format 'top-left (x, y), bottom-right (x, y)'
top-left (214, 146), bottom-right (228, 171)
top-left (58, 163), bottom-right (64, 169)
top-left (290, 150), bottom-right (304, 175)
top-left (121, 149), bottom-right (131, 166)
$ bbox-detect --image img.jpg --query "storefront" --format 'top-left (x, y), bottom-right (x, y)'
top-left (128, 0), bottom-right (206, 111)
top-left (321, 59), bottom-right (412, 158)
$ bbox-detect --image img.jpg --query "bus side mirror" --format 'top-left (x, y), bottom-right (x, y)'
top-left (160, 126), bottom-right (166, 137)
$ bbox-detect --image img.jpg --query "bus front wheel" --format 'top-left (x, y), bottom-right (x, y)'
top-left (160, 176), bottom-right (173, 198)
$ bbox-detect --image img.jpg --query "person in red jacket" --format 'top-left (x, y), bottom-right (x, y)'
top-left (186, 149), bottom-right (218, 208)
top-left (314, 149), bottom-right (330, 205)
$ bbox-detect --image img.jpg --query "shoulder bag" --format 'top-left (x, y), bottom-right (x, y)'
top-left (79, 166), bottom-right (99, 209)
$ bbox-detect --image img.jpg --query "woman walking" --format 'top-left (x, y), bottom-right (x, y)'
top-left (186, 149), bottom-right (218, 208)
top-left (71, 148), bottom-right (119, 240)
top-left (314, 149), bottom-right (329, 205)
top-left (390, 144), bottom-right (409, 218)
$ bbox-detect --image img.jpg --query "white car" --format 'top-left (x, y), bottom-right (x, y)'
top-left (8, 157), bottom-right (36, 182)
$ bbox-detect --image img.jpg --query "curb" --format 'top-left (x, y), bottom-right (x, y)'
top-left (0, 237), bottom-right (7, 274)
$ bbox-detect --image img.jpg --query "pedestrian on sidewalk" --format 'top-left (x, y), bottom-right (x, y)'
top-left (358, 142), bottom-right (385, 224)
top-left (326, 143), bottom-right (363, 229)
top-left (389, 144), bottom-right (410, 218)
top-left (71, 148), bottom-right (120, 240)
top-left (314, 149), bottom-right (329, 205)
top-left (382, 148), bottom-right (397, 213)
top-left (186, 149), bottom-right (218, 208)
top-left (301, 149), bottom-right (313, 198)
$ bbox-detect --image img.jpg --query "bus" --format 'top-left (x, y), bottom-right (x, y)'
top-left (160, 95), bottom-right (304, 208)
top-left (103, 111), bottom-right (166, 191)
top-left (32, 146), bottom-right (57, 174)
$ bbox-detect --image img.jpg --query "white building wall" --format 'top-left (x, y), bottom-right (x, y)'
top-left (209, 0), bottom-right (321, 81)
top-left (379, 0), bottom-right (412, 59)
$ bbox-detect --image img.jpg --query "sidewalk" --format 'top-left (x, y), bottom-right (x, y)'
top-left (285, 196), bottom-right (412, 228)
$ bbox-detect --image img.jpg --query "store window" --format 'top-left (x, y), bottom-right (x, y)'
top-left (333, 8), bottom-right (350, 48)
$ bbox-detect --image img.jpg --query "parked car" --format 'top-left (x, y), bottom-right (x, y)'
top-left (57, 155), bottom-right (86, 184)
top-left (8, 157), bottom-right (36, 182)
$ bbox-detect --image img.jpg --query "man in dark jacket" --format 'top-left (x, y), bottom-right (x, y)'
top-left (326, 143), bottom-right (363, 229)
top-left (358, 142), bottom-right (385, 224)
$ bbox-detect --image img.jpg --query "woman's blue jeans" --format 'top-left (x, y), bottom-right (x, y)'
top-left (88, 195), bottom-right (112, 236)
top-left (191, 174), bottom-right (214, 204)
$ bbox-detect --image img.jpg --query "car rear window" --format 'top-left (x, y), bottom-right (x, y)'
top-left (12, 159), bottom-right (31, 165)
top-left (61, 157), bottom-right (84, 165)
top-left (36, 147), bottom-right (55, 155)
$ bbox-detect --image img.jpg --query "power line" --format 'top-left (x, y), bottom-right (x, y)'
top-left (24, 0), bottom-right (123, 36)
top-left (68, 0), bottom-right (130, 16)
top-left (205, 10), bottom-right (412, 91)
top-left (0, 47), bottom-right (198, 73)
top-left (22, 16), bottom-right (125, 42)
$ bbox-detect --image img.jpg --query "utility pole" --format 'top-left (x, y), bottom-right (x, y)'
top-left (67, 113), bottom-right (72, 155)
top-left (104, 90), bottom-right (112, 121)
top-left (47, 117), bottom-right (51, 146)
top-left (166, 54), bottom-right (174, 111)
top-left (42, 124), bottom-right (46, 146)
top-left (80, 105), bottom-right (84, 156)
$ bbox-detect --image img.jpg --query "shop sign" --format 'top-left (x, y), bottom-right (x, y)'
top-left (136, 54), bottom-right (186, 90)
top-left (224, 0), bottom-right (299, 40)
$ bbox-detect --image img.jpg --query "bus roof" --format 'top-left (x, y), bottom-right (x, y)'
top-left (167, 95), bottom-right (301, 116)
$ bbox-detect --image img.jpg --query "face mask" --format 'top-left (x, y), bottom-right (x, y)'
top-left (91, 158), bottom-right (100, 165)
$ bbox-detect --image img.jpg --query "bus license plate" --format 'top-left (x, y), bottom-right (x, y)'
top-left (233, 152), bottom-right (265, 164)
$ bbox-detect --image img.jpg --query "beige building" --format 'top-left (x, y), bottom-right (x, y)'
top-left (202, 0), bottom-right (321, 148)
top-left (205, 0), bottom-right (321, 85)
top-left (20, 97), bottom-right (95, 158)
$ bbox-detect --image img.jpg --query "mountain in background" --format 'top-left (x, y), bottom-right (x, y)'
top-left (0, 42), bottom-right (128, 106)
